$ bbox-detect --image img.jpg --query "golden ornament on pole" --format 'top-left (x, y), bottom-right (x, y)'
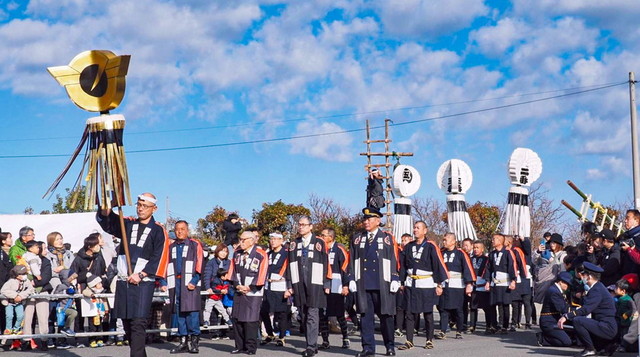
top-left (45, 50), bottom-right (134, 275)
top-left (48, 50), bottom-right (130, 113)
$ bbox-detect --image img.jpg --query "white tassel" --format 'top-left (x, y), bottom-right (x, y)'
top-left (446, 194), bottom-right (477, 241)
top-left (503, 186), bottom-right (531, 238)
top-left (393, 197), bottom-right (413, 243)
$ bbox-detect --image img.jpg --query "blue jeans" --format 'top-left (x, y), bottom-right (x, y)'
top-left (174, 279), bottom-right (200, 336)
top-left (6, 303), bottom-right (24, 330)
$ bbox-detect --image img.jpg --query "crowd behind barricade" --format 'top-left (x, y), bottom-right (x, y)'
top-left (2, 208), bottom-right (640, 357)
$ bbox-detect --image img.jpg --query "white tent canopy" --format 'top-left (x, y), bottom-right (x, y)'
top-left (0, 212), bottom-right (113, 253)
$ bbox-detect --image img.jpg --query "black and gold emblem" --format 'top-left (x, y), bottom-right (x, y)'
top-left (48, 50), bottom-right (130, 112)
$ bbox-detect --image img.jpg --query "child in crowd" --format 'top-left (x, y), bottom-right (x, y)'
top-left (203, 244), bottom-right (232, 338)
top-left (51, 283), bottom-right (76, 349)
top-left (614, 279), bottom-right (635, 346)
top-left (82, 276), bottom-right (108, 348)
top-left (21, 241), bottom-right (42, 283)
top-left (1, 265), bottom-right (33, 336)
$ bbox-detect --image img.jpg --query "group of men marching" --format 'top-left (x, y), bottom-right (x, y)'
top-left (239, 206), bottom-right (536, 357)
top-left (106, 193), bottom-right (537, 357)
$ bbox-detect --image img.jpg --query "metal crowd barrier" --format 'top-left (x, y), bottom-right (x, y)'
top-left (0, 291), bottom-right (230, 341)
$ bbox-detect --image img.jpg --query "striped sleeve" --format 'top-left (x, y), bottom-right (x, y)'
top-left (255, 248), bottom-right (269, 286)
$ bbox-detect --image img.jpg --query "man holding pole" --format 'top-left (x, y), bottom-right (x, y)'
top-left (97, 193), bottom-right (170, 357)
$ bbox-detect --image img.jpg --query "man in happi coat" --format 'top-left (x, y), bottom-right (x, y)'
top-left (96, 193), bottom-right (170, 357)
top-left (484, 233), bottom-right (517, 334)
top-left (318, 228), bottom-right (351, 350)
top-left (469, 240), bottom-right (490, 333)
top-left (349, 207), bottom-right (400, 357)
top-left (161, 220), bottom-right (204, 354)
top-left (227, 230), bottom-right (268, 355)
top-left (286, 216), bottom-right (331, 357)
top-left (436, 232), bottom-right (475, 340)
top-left (260, 232), bottom-right (290, 347)
top-left (398, 221), bottom-right (448, 350)
top-left (508, 236), bottom-right (533, 330)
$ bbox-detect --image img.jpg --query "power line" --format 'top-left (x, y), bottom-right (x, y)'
top-left (0, 80), bottom-right (626, 159)
top-left (0, 80), bottom-right (626, 143)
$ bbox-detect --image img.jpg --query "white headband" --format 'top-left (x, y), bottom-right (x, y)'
top-left (269, 232), bottom-right (283, 239)
top-left (138, 194), bottom-right (157, 204)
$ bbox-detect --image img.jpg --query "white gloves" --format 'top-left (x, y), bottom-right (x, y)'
top-left (349, 280), bottom-right (357, 293)
top-left (390, 280), bottom-right (400, 293)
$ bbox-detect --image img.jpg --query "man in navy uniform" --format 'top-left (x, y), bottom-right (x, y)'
top-left (349, 207), bottom-right (400, 357)
top-left (436, 232), bottom-right (475, 340)
top-left (398, 221), bottom-right (447, 350)
top-left (536, 271), bottom-right (572, 347)
top-left (286, 216), bottom-right (331, 357)
top-left (557, 262), bottom-right (617, 357)
top-left (97, 193), bottom-right (170, 357)
top-left (227, 230), bottom-right (269, 355)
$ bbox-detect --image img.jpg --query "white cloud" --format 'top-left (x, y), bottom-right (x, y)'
top-left (510, 127), bottom-right (535, 146)
top-left (586, 168), bottom-right (606, 180)
top-left (469, 18), bottom-right (528, 57)
top-left (512, 0), bottom-right (640, 46)
top-left (374, 0), bottom-right (488, 39)
top-left (510, 17), bottom-right (599, 74)
top-left (289, 120), bottom-right (353, 162)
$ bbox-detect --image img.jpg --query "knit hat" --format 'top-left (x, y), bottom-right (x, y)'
top-left (87, 275), bottom-right (102, 288)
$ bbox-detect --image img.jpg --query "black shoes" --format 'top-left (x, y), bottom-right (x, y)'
top-left (386, 349), bottom-right (396, 356)
top-left (355, 351), bottom-right (375, 357)
top-left (171, 336), bottom-right (189, 354)
top-left (302, 348), bottom-right (317, 357)
top-left (188, 335), bottom-right (200, 354)
top-left (578, 349), bottom-right (596, 357)
top-left (319, 341), bottom-right (330, 350)
top-left (231, 349), bottom-right (248, 354)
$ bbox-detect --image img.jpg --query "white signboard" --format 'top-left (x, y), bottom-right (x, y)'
top-left (0, 212), bottom-right (113, 253)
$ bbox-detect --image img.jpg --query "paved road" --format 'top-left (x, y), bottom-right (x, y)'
top-left (4, 327), bottom-right (636, 357)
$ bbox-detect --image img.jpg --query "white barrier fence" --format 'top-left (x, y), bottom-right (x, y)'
top-left (0, 291), bottom-right (229, 341)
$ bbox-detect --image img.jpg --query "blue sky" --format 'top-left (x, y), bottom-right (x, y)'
top-left (0, 0), bottom-right (638, 232)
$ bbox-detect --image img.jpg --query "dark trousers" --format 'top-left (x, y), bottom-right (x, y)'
top-left (123, 318), bottom-right (148, 357)
top-left (489, 304), bottom-right (510, 329)
top-left (462, 295), bottom-right (470, 329)
top-left (261, 310), bottom-right (288, 339)
top-left (511, 294), bottom-right (532, 326)
top-left (573, 317), bottom-right (617, 350)
top-left (469, 307), bottom-right (490, 330)
top-left (540, 317), bottom-right (571, 347)
top-left (395, 307), bottom-right (405, 331)
top-left (360, 290), bottom-right (394, 352)
top-left (302, 306), bottom-right (320, 350)
top-left (405, 312), bottom-right (433, 343)
top-left (88, 316), bottom-right (103, 343)
top-left (320, 310), bottom-right (349, 340)
top-left (345, 293), bottom-right (359, 328)
top-left (233, 320), bottom-right (259, 353)
top-left (440, 308), bottom-right (464, 333)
